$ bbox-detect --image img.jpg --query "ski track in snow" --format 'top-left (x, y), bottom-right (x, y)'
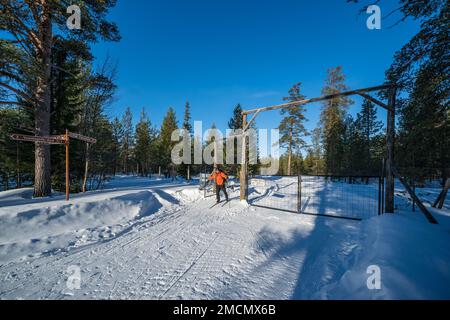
top-left (0, 176), bottom-right (449, 300)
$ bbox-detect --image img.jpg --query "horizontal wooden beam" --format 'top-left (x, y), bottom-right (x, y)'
top-left (242, 84), bottom-right (395, 115)
top-left (10, 134), bottom-right (66, 145)
top-left (68, 132), bottom-right (97, 144)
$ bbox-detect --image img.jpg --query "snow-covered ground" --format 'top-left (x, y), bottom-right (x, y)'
top-left (0, 175), bottom-right (449, 300)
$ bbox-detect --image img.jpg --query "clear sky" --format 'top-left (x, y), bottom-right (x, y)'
top-left (92, 0), bottom-right (419, 142)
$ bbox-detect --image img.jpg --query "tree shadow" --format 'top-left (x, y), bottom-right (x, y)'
top-left (249, 212), bottom-right (361, 299)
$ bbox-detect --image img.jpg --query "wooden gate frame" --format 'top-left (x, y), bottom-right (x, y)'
top-left (239, 84), bottom-right (397, 214)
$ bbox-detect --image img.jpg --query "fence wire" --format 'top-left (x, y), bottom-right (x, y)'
top-left (248, 175), bottom-right (382, 220)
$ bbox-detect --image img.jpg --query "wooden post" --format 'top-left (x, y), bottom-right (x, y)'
top-left (385, 87), bottom-right (396, 213)
top-left (240, 114), bottom-right (248, 201)
top-left (65, 129), bottom-right (70, 201)
top-left (391, 166), bottom-right (438, 224)
top-left (297, 174), bottom-right (302, 214)
top-left (82, 143), bottom-right (90, 193)
top-left (187, 165), bottom-right (190, 181)
top-left (433, 178), bottom-right (450, 209)
top-left (16, 141), bottom-right (21, 188)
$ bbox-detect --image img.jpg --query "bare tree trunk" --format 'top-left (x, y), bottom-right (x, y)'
top-left (287, 127), bottom-right (292, 176)
top-left (123, 153), bottom-right (127, 174)
top-left (2, 173), bottom-right (8, 191)
top-left (33, 8), bottom-right (53, 198)
top-left (82, 144), bottom-right (90, 193)
top-left (433, 178), bottom-right (450, 209)
top-left (16, 142), bottom-right (21, 188)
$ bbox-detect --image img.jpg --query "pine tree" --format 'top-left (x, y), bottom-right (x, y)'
top-left (50, 42), bottom-right (88, 191)
top-left (397, 63), bottom-right (449, 181)
top-left (121, 107), bottom-right (134, 174)
top-left (279, 83), bottom-right (308, 175)
top-left (355, 99), bottom-right (383, 174)
top-left (228, 104), bottom-right (243, 177)
top-left (80, 62), bottom-right (117, 191)
top-left (87, 116), bottom-right (116, 190)
top-left (135, 109), bottom-right (149, 176)
top-left (342, 115), bottom-right (365, 174)
top-left (0, 0), bottom-right (120, 197)
top-left (304, 127), bottom-right (325, 175)
top-left (159, 107), bottom-right (179, 171)
top-left (351, 0), bottom-right (448, 181)
top-left (382, 0), bottom-right (448, 91)
top-left (179, 101), bottom-right (193, 179)
top-left (0, 108), bottom-right (33, 190)
top-left (111, 117), bottom-right (123, 176)
top-left (320, 67), bottom-right (353, 175)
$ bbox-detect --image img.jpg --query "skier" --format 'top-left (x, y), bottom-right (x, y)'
top-left (209, 167), bottom-right (229, 203)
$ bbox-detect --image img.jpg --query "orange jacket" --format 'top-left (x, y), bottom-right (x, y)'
top-left (209, 171), bottom-right (228, 186)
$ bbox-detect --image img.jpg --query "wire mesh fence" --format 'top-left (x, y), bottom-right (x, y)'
top-left (396, 167), bottom-right (450, 211)
top-left (300, 176), bottom-right (382, 220)
top-left (248, 175), bottom-right (382, 220)
top-left (199, 165), bottom-right (215, 198)
top-left (248, 176), bottom-right (299, 213)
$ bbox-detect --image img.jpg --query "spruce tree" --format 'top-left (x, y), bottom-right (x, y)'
top-left (183, 101), bottom-right (193, 134)
top-left (355, 99), bottom-right (383, 174)
top-left (228, 104), bottom-right (243, 130)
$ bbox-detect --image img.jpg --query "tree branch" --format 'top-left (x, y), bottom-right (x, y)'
top-left (0, 81), bottom-right (34, 103)
top-left (0, 100), bottom-right (33, 110)
top-left (0, 70), bottom-right (25, 85)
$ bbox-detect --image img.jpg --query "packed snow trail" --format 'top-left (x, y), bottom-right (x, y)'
top-left (0, 176), bottom-right (449, 299)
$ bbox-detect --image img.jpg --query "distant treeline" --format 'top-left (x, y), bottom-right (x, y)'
top-left (0, 0), bottom-right (448, 193)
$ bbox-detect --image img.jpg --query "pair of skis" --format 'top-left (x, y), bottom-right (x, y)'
top-left (209, 199), bottom-right (230, 209)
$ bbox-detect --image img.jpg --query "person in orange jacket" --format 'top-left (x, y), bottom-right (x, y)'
top-left (209, 167), bottom-right (229, 203)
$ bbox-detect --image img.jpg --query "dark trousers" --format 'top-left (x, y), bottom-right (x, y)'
top-left (216, 184), bottom-right (228, 202)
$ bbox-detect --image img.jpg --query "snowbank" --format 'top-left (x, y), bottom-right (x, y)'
top-left (321, 185), bottom-right (450, 299)
top-left (0, 189), bottom-right (166, 264)
top-left (324, 212), bottom-right (450, 299)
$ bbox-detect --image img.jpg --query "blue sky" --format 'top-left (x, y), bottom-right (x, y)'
top-left (92, 0), bottom-right (419, 142)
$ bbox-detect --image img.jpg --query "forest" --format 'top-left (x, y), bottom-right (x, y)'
top-left (0, 0), bottom-right (448, 195)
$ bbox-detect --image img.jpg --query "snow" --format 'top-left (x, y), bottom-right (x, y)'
top-left (0, 175), bottom-right (449, 300)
